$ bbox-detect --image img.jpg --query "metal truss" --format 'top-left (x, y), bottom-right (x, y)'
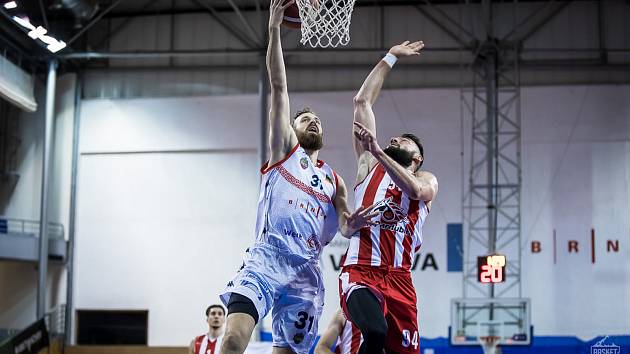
top-left (461, 37), bottom-right (522, 299)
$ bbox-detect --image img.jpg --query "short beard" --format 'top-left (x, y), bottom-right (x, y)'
top-left (296, 130), bottom-right (323, 151)
top-left (383, 145), bottom-right (414, 168)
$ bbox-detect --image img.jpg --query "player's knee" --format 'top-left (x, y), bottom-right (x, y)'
top-left (221, 330), bottom-right (248, 353)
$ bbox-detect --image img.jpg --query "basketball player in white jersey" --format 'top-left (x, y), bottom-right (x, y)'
top-left (338, 40), bottom-right (438, 354)
top-left (189, 305), bottom-right (226, 354)
top-left (315, 309), bottom-right (363, 354)
top-left (219, 1), bottom-right (377, 353)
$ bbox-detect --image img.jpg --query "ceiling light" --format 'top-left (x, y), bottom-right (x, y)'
top-left (11, 15), bottom-right (67, 53)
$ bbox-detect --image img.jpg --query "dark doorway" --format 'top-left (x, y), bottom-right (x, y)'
top-left (76, 310), bottom-right (148, 345)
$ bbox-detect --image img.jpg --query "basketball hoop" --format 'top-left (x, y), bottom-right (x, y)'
top-left (479, 336), bottom-right (502, 354)
top-left (294, 0), bottom-right (357, 48)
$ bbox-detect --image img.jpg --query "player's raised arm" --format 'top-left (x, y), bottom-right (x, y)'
top-left (352, 40), bottom-right (424, 160)
top-left (267, 0), bottom-right (298, 165)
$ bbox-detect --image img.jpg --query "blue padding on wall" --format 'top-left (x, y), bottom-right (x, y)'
top-left (259, 333), bottom-right (630, 353)
top-left (447, 223), bottom-right (463, 272)
top-left (260, 330), bottom-right (273, 342)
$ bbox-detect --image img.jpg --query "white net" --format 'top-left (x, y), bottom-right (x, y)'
top-left (479, 336), bottom-right (501, 354)
top-left (295, 0), bottom-right (357, 48)
top-left (478, 321), bottom-right (503, 354)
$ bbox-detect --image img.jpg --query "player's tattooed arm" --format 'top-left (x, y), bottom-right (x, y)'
top-left (352, 40), bottom-right (424, 161)
top-left (354, 121), bottom-right (438, 201)
top-left (314, 310), bottom-right (346, 354)
top-left (267, 0), bottom-right (299, 166)
top-left (334, 175), bottom-right (379, 238)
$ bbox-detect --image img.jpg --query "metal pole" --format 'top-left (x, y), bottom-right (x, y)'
top-left (37, 58), bottom-right (57, 319)
top-left (485, 50), bottom-right (498, 258)
top-left (65, 73), bottom-right (82, 345)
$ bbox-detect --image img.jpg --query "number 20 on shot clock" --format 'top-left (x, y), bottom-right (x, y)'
top-left (477, 254), bottom-right (506, 283)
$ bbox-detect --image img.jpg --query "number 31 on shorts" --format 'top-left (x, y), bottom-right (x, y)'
top-left (402, 329), bottom-right (419, 349)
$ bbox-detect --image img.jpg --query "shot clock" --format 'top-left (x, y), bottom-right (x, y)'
top-left (477, 254), bottom-right (506, 283)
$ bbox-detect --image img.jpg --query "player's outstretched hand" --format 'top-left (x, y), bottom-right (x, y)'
top-left (343, 204), bottom-right (380, 235)
top-left (270, 0), bottom-right (295, 28)
top-left (388, 40), bottom-right (425, 58)
top-left (353, 121), bottom-right (381, 155)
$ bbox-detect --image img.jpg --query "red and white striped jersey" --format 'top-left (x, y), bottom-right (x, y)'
top-left (335, 319), bottom-right (362, 354)
top-left (342, 164), bottom-right (429, 270)
top-left (193, 334), bottom-right (222, 354)
top-left (256, 144), bottom-right (339, 261)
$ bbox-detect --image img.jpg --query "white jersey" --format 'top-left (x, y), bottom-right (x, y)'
top-left (255, 144), bottom-right (339, 261)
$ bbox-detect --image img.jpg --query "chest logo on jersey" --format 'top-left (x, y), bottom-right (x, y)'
top-left (300, 157), bottom-right (309, 169)
top-left (372, 197), bottom-right (406, 224)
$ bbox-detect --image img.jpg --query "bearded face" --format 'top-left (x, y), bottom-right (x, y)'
top-left (295, 129), bottom-right (323, 150)
top-left (294, 113), bottom-right (324, 151)
top-left (383, 145), bottom-right (415, 168)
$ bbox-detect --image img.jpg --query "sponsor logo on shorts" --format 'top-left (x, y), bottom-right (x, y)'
top-left (239, 280), bottom-right (264, 301)
top-left (591, 336), bottom-right (620, 354)
top-left (293, 333), bottom-right (304, 344)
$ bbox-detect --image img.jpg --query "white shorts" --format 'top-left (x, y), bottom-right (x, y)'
top-left (220, 244), bottom-right (325, 353)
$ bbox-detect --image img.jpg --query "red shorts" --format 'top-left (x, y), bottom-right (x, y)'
top-left (339, 265), bottom-right (420, 354)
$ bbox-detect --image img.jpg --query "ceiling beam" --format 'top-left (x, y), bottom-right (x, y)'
top-left (66, 0), bottom-right (124, 46)
top-left (78, 61), bottom-right (630, 73)
top-left (101, 1), bottom-right (584, 20)
top-left (193, 0), bottom-right (260, 49)
top-left (513, 1), bottom-right (573, 44)
top-left (414, 5), bottom-right (473, 50)
top-left (59, 46), bottom-right (466, 59)
top-left (92, 0), bottom-right (157, 51)
top-left (225, 0), bottom-right (262, 46)
top-left (37, 0), bottom-right (49, 29)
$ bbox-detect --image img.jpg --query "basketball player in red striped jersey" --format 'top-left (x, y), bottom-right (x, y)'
top-left (189, 305), bottom-right (226, 354)
top-left (339, 40), bottom-right (437, 354)
top-left (315, 309), bottom-right (363, 354)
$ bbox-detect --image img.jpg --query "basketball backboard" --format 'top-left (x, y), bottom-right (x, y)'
top-left (450, 298), bottom-right (531, 346)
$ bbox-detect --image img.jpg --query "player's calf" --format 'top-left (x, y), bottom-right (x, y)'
top-left (219, 313), bottom-right (256, 354)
